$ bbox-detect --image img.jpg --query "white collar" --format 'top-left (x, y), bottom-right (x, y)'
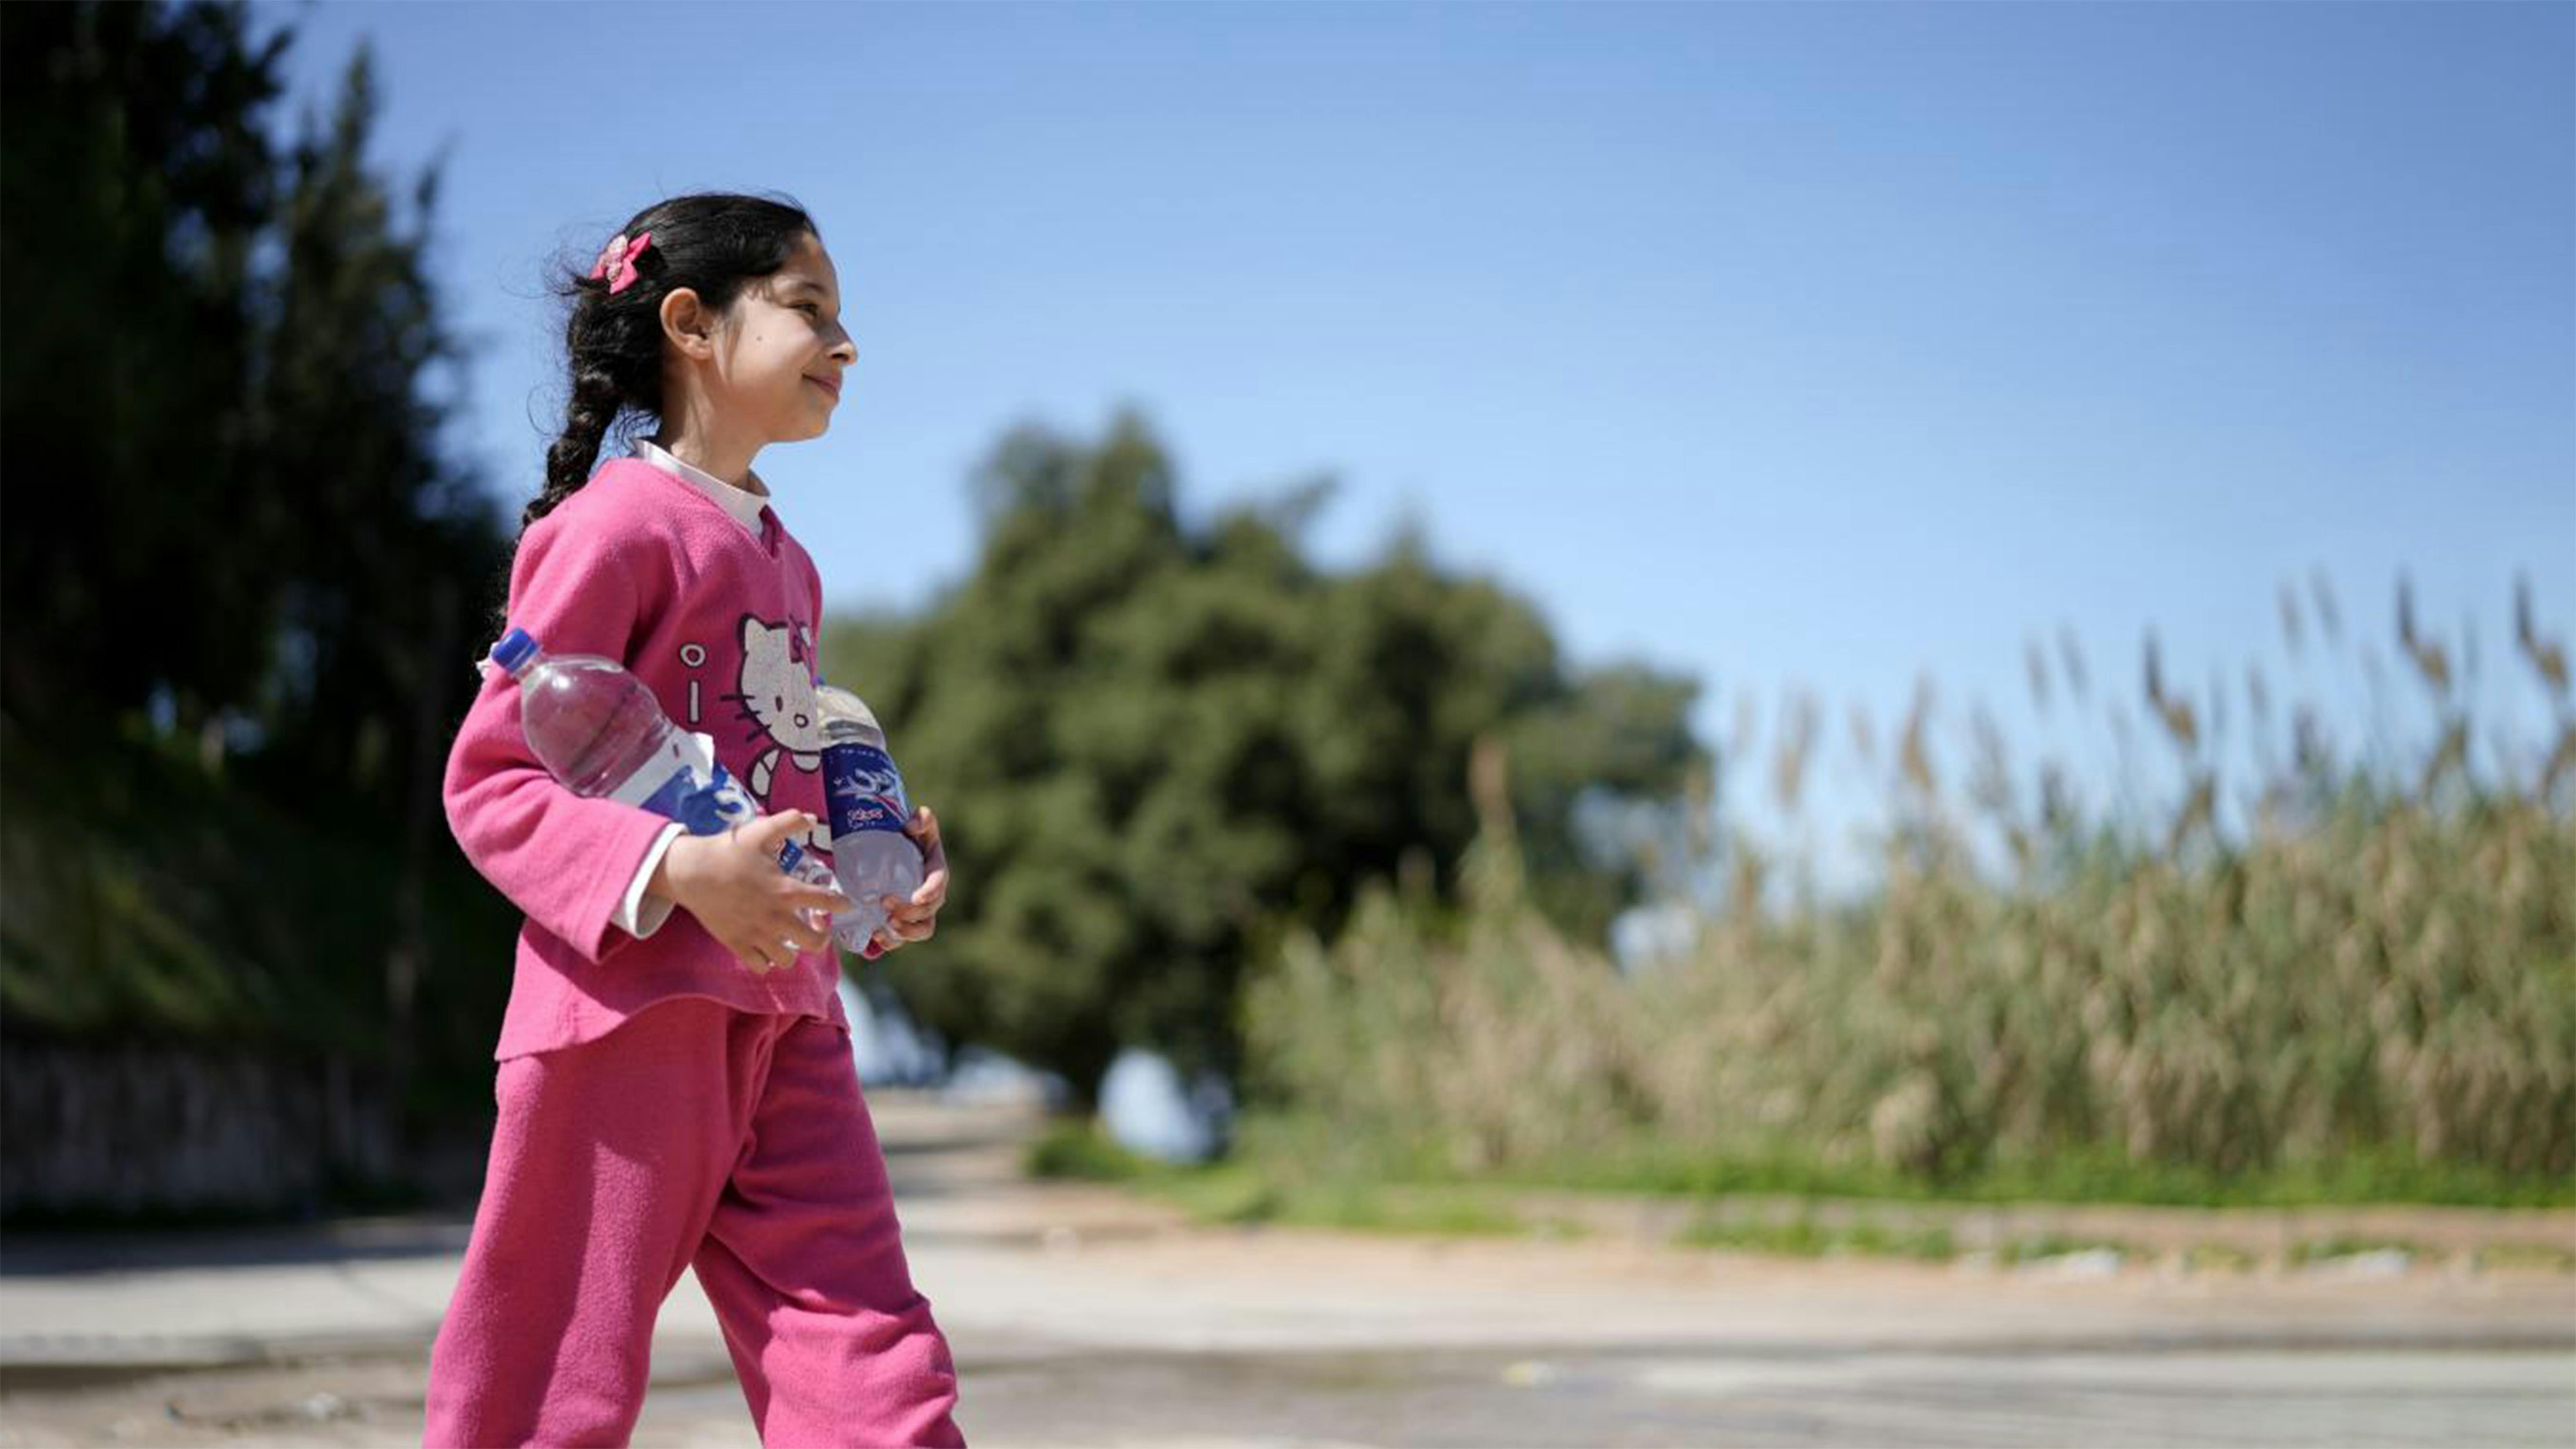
top-left (634, 439), bottom-right (771, 535)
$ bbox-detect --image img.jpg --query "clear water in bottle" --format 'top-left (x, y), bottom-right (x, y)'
top-left (817, 684), bottom-right (924, 950)
top-left (481, 627), bottom-right (838, 932)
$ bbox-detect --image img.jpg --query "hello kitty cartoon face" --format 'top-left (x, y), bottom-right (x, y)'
top-left (722, 613), bottom-right (825, 759)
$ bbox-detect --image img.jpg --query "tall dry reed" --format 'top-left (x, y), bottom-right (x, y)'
top-left (1244, 578), bottom-right (2576, 1196)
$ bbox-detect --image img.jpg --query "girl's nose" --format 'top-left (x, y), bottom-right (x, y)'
top-left (829, 325), bottom-right (857, 364)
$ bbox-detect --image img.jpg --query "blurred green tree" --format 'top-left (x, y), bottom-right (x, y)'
top-left (3, 2), bottom-right (497, 808)
top-left (823, 411), bottom-right (1708, 1101)
top-left (1, 2), bottom-right (510, 1125)
top-left (2, 0), bottom-right (291, 728)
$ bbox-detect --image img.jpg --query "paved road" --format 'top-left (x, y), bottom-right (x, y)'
top-left (4, 1092), bottom-right (2571, 1447)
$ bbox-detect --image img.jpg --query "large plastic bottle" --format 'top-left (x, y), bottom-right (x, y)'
top-left (816, 684), bottom-right (925, 949)
top-left (481, 626), bottom-right (840, 937)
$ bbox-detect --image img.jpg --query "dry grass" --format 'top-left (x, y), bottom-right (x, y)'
top-left (1244, 577), bottom-right (2576, 1201)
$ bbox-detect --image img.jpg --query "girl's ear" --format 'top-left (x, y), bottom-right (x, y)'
top-left (660, 287), bottom-right (718, 360)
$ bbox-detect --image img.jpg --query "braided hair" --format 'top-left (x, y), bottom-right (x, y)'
top-left (521, 192), bottom-right (820, 533)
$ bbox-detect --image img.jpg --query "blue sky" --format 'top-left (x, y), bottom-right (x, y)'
top-left (259, 1), bottom-right (2572, 881)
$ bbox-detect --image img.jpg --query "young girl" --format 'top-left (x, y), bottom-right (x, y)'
top-left (429, 193), bottom-right (967, 1447)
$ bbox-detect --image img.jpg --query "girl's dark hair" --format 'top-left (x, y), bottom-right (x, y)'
top-left (522, 192), bottom-right (818, 532)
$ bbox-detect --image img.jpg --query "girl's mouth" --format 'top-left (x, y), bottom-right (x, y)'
top-left (806, 375), bottom-right (841, 399)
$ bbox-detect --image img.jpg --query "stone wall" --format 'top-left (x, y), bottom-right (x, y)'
top-left (0, 1040), bottom-right (396, 1217)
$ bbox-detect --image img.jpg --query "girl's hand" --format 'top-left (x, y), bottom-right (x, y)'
top-left (870, 804), bottom-right (951, 954)
top-left (653, 810), bottom-right (849, 974)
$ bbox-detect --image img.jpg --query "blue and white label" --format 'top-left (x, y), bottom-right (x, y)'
top-left (823, 741), bottom-right (911, 838)
top-left (610, 730), bottom-right (758, 837)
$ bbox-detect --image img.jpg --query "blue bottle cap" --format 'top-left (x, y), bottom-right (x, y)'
top-left (488, 627), bottom-right (540, 674)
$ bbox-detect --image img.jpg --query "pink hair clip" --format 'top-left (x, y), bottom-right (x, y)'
top-left (588, 229), bottom-right (653, 294)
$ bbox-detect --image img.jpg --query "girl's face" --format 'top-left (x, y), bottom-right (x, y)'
top-left (707, 232), bottom-right (855, 444)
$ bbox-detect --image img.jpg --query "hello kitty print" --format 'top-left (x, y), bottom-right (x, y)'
top-left (671, 612), bottom-right (830, 850)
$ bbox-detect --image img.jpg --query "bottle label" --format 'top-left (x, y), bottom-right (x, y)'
top-left (822, 741), bottom-right (911, 838)
top-left (612, 730), bottom-right (759, 836)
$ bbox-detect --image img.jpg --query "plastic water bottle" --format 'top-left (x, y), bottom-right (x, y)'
top-left (480, 626), bottom-right (839, 933)
top-left (817, 684), bottom-right (924, 949)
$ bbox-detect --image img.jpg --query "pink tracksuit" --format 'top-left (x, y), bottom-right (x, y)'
top-left (428, 456), bottom-right (964, 1446)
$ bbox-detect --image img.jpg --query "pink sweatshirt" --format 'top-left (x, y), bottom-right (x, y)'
top-left (444, 455), bottom-right (849, 1059)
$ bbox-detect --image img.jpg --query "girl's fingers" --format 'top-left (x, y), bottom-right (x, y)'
top-left (877, 902), bottom-right (937, 942)
top-left (880, 903), bottom-right (933, 931)
top-left (882, 871), bottom-right (948, 923)
top-left (792, 880), bottom-right (851, 913)
top-left (746, 809), bottom-right (819, 851)
top-left (738, 923), bottom-right (815, 972)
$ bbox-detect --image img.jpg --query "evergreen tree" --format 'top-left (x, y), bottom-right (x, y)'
top-left (825, 411), bottom-right (1708, 1101)
top-left (1, 2), bottom-right (509, 1127)
top-left (2, 0), bottom-right (291, 730)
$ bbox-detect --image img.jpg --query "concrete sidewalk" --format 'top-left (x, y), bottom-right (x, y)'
top-left (0, 1093), bottom-right (1178, 1380)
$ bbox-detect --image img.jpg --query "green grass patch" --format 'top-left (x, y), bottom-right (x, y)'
top-left (1677, 1214), bottom-right (1954, 1261)
top-left (1025, 1118), bottom-right (1161, 1182)
top-left (1560, 1143), bottom-right (2573, 1210)
top-left (1249, 1117), bottom-right (2576, 1210)
top-left (2287, 1235), bottom-right (2420, 1266)
top-left (1994, 1233), bottom-right (2130, 1265)
top-left (1271, 1182), bottom-right (1528, 1237)
top-left (1028, 1118), bottom-right (1540, 1238)
top-left (2475, 1242), bottom-right (2576, 1272)
top-left (2182, 1242), bottom-right (2259, 1274)
top-left (1145, 1164), bottom-right (1287, 1226)
top-left (1031, 1117), bottom-right (2561, 1269)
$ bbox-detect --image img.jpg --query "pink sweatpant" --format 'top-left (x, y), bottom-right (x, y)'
top-left (423, 999), bottom-right (965, 1447)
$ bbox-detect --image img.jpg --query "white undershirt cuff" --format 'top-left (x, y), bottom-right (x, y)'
top-left (613, 822), bottom-right (688, 939)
